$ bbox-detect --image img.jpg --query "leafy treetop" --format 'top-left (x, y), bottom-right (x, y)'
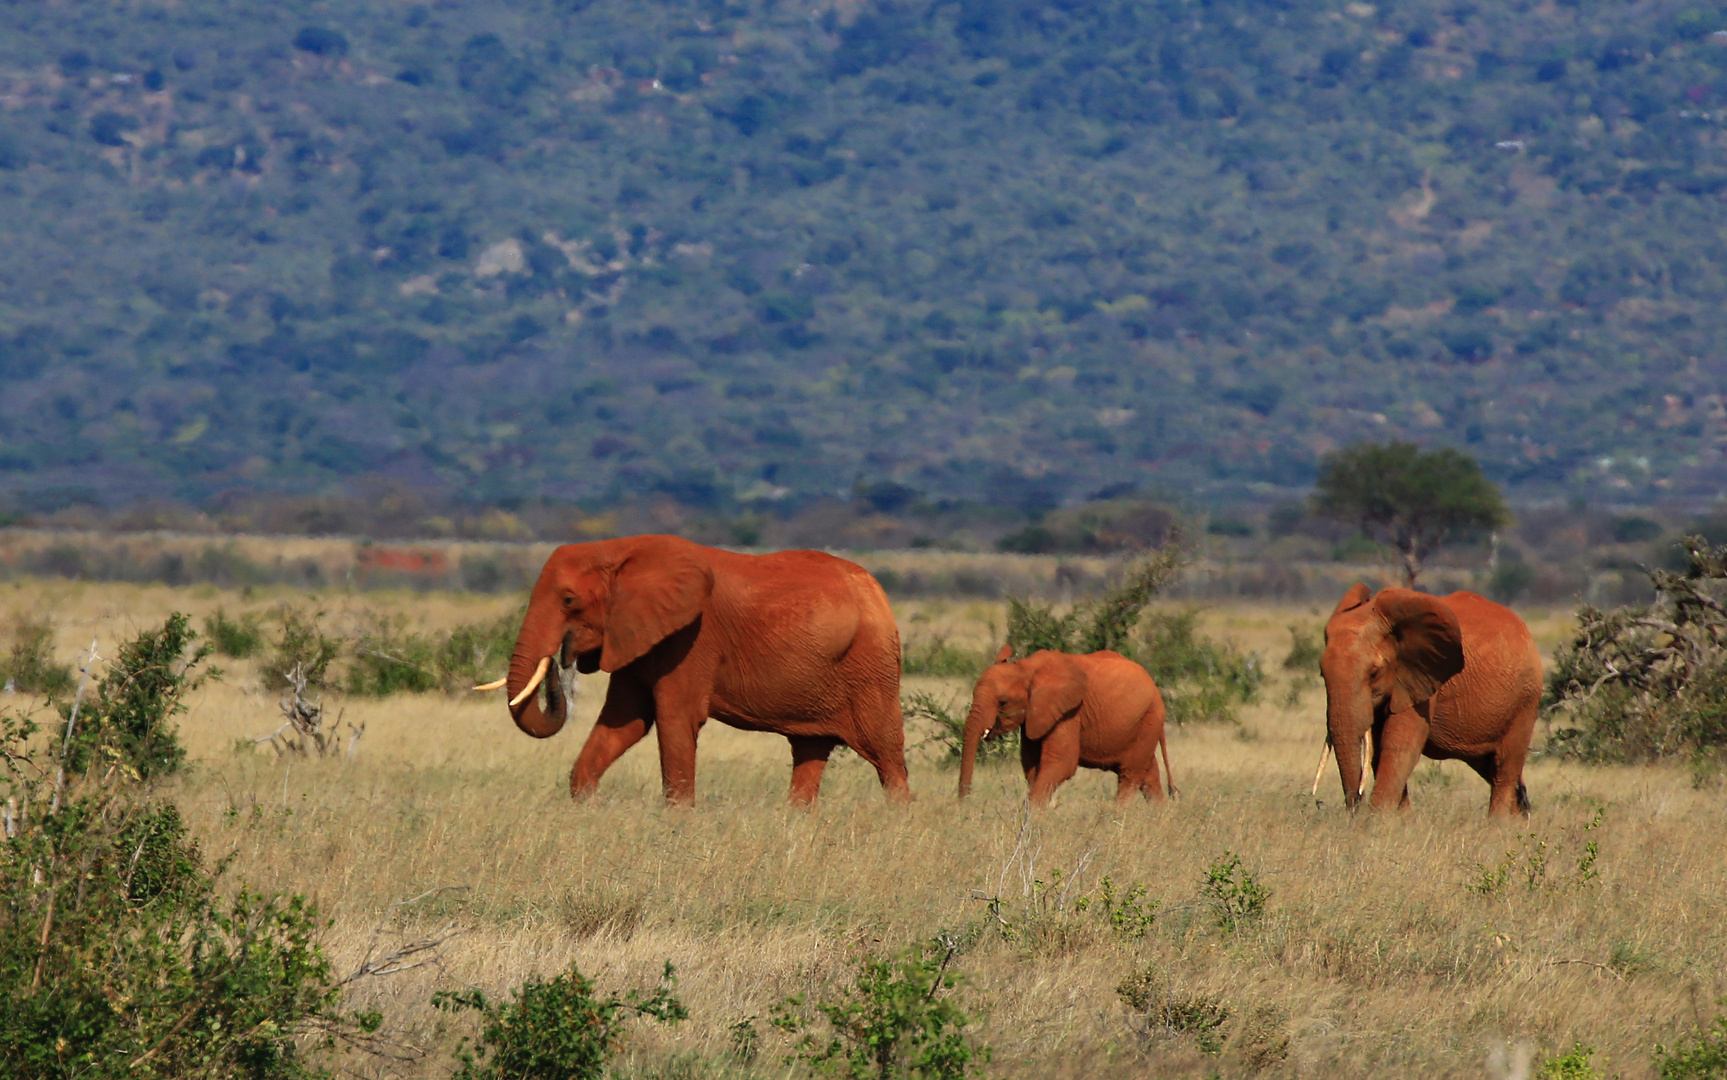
top-left (1311, 442), bottom-right (1511, 586)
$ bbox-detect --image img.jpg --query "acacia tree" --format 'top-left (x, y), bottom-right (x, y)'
top-left (1311, 442), bottom-right (1510, 586)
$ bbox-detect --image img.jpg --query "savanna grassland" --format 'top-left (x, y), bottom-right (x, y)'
top-left (4, 575), bottom-right (1724, 1079)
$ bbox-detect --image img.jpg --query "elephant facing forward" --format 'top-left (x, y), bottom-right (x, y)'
top-left (1319, 585), bottom-right (1542, 816)
top-left (959, 646), bottom-right (1174, 805)
top-left (492, 534), bottom-right (910, 806)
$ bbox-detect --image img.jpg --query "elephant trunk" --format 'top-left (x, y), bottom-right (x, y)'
top-left (508, 603), bottom-right (568, 739)
top-left (957, 701), bottom-right (995, 798)
top-left (1326, 688), bottom-right (1372, 809)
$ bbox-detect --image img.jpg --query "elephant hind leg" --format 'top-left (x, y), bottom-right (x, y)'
top-left (840, 679), bottom-right (912, 802)
top-left (788, 736), bottom-right (842, 807)
top-left (1462, 753), bottom-right (1528, 817)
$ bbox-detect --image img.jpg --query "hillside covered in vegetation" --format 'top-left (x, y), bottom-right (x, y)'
top-left (2, 0), bottom-right (1725, 516)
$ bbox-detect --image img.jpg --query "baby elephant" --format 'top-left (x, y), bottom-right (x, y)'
top-left (958, 645), bottom-right (1173, 805)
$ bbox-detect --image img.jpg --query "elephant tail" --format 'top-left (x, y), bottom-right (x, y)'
top-left (1159, 729), bottom-right (1177, 801)
top-left (1516, 780), bottom-right (1531, 816)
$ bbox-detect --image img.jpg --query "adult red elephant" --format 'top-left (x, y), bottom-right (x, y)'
top-left (1318, 584), bottom-right (1542, 816)
top-left (486, 535), bottom-right (910, 806)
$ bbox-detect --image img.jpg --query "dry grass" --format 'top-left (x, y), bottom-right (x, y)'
top-left (5, 579), bottom-right (1725, 1079)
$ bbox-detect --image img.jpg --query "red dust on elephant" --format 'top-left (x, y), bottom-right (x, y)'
top-left (1317, 585), bottom-right (1542, 816)
top-left (480, 535), bottom-right (910, 807)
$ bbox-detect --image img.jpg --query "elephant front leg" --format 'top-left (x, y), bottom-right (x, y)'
top-left (1027, 725), bottom-right (1081, 806)
top-left (1368, 709), bottom-right (1429, 811)
top-left (572, 679), bottom-right (655, 799)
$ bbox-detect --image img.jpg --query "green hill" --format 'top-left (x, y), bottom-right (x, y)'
top-left (1, 0), bottom-right (1724, 515)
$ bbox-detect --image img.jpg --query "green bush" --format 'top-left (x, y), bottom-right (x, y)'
top-left (1001, 550), bottom-right (1260, 724)
top-left (1115, 966), bottom-right (1230, 1054)
top-left (1004, 548), bottom-right (1187, 659)
top-left (1281, 623), bottom-right (1321, 672)
top-left (435, 962), bottom-right (686, 1080)
top-left (1204, 852), bottom-right (1269, 934)
top-left (63, 612), bottom-right (211, 781)
top-left (1658, 1015), bottom-right (1727, 1079)
top-left (901, 634), bottom-right (990, 678)
top-left (0, 710), bottom-right (356, 1079)
top-left (346, 612), bottom-right (438, 696)
top-left (774, 938), bottom-right (985, 1080)
top-left (431, 610), bottom-right (521, 694)
top-left (204, 607), bottom-right (265, 659)
top-left (260, 606), bottom-right (342, 693)
top-left (0, 615), bottom-right (73, 698)
top-left (903, 689), bottom-right (1014, 767)
top-left (1545, 537), bottom-right (1727, 762)
top-left (1539, 1043), bottom-right (1604, 1079)
top-left (1137, 609), bottom-right (1264, 725)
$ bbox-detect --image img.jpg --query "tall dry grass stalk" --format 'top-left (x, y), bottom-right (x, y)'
top-left (1, 579), bottom-right (1719, 1078)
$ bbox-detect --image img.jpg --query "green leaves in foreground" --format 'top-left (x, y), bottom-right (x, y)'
top-left (63, 611), bottom-right (213, 781)
top-left (1658, 1013), bottom-right (1727, 1080)
top-left (774, 938), bottom-right (986, 1080)
top-left (1204, 852), bottom-right (1270, 934)
top-left (435, 962), bottom-right (686, 1080)
top-left (0, 709), bottom-right (348, 1080)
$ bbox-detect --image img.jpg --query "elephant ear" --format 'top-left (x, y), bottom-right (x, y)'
top-left (993, 643), bottom-right (1014, 665)
top-left (1332, 583), bottom-right (1372, 617)
top-left (1372, 588), bottom-right (1465, 714)
top-left (1025, 654), bottom-right (1087, 741)
top-left (600, 539), bottom-right (715, 672)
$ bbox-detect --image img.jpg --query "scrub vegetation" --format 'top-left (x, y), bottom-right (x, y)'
top-left (0, 564), bottom-right (1722, 1078)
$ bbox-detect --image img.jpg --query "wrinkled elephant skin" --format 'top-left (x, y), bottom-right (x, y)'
top-left (1321, 585), bottom-right (1542, 817)
top-left (503, 534), bottom-right (909, 807)
top-left (959, 646), bottom-right (1173, 806)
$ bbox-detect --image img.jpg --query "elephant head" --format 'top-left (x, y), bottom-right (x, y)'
top-left (958, 646), bottom-right (1087, 797)
top-left (504, 536), bottom-right (715, 739)
top-left (1320, 584), bottom-right (1465, 807)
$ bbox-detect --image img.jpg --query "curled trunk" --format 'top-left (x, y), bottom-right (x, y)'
top-left (508, 605), bottom-right (569, 739)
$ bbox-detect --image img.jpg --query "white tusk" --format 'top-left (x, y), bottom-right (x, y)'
top-left (1310, 740), bottom-right (1332, 797)
top-left (1358, 731), bottom-right (1373, 797)
top-left (508, 657), bottom-right (552, 708)
top-left (473, 677), bottom-right (508, 692)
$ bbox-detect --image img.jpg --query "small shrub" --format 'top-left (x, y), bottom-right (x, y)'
top-left (1115, 965), bottom-right (1230, 1054)
top-left (0, 615), bottom-right (73, 697)
top-left (1545, 537), bottom-right (1727, 762)
top-left (774, 937), bottom-right (986, 1080)
top-left (63, 612), bottom-right (211, 780)
top-left (1538, 1043), bottom-right (1603, 1079)
top-left (730, 1016), bottom-right (761, 1064)
top-left (1001, 550), bottom-right (1260, 723)
top-left (1138, 609), bottom-right (1264, 725)
top-left (432, 610), bottom-right (519, 694)
top-left (1282, 622), bottom-right (1322, 671)
top-left (901, 634), bottom-right (990, 678)
top-left (347, 612), bottom-right (437, 696)
top-left (204, 607), bottom-right (265, 658)
top-left (1203, 852), bottom-right (1269, 933)
top-left (1239, 1004), bottom-right (1291, 1073)
top-left (260, 605), bottom-right (342, 693)
top-left (1607, 939), bottom-right (1658, 977)
top-left (1072, 876), bottom-right (1160, 939)
top-left (435, 962), bottom-right (686, 1080)
top-left (1657, 1014), bottom-right (1727, 1079)
top-left (904, 689), bottom-right (1014, 766)
top-left (0, 712), bottom-right (355, 1079)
